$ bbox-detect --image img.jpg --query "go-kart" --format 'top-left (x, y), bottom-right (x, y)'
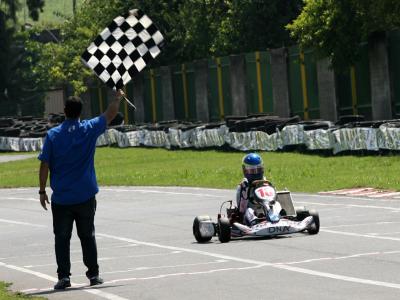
top-left (193, 180), bottom-right (320, 243)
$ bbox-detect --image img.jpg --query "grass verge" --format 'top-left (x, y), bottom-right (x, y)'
top-left (0, 147), bottom-right (399, 192)
top-left (0, 282), bottom-right (45, 300)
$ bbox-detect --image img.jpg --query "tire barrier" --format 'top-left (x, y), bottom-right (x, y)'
top-left (2, 114), bottom-right (400, 154)
top-left (0, 114), bottom-right (63, 139)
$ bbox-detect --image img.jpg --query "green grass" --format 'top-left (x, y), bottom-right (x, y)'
top-left (0, 282), bottom-right (45, 300)
top-left (0, 148), bottom-right (399, 193)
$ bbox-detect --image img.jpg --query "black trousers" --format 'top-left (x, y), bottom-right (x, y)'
top-left (51, 197), bottom-right (99, 279)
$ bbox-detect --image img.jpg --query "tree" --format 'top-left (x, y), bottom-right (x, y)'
top-left (29, 0), bottom-right (303, 95)
top-left (0, 0), bottom-right (45, 113)
top-left (212, 0), bottom-right (303, 56)
top-left (286, 0), bottom-right (400, 69)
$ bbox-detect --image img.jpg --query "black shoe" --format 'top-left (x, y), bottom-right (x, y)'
top-left (54, 278), bottom-right (71, 290)
top-left (89, 276), bottom-right (104, 286)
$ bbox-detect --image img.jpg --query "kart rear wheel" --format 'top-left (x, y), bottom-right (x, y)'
top-left (218, 217), bottom-right (231, 243)
top-left (307, 209), bottom-right (320, 235)
top-left (193, 216), bottom-right (213, 243)
top-left (295, 206), bottom-right (309, 221)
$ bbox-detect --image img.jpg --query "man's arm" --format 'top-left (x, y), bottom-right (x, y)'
top-left (39, 161), bottom-right (50, 210)
top-left (103, 90), bottom-right (124, 125)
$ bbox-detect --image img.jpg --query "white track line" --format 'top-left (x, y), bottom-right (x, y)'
top-left (273, 264), bottom-right (400, 289)
top-left (72, 260), bottom-right (228, 278)
top-left (276, 251), bottom-right (400, 265)
top-left (0, 244), bottom-right (138, 261)
top-left (295, 201), bottom-right (400, 212)
top-left (320, 188), bottom-right (373, 195)
top-left (23, 251), bottom-right (182, 268)
top-left (101, 188), bottom-right (226, 198)
top-left (104, 265), bottom-right (264, 284)
top-left (0, 197), bottom-right (38, 202)
top-left (23, 265), bottom-right (265, 291)
top-left (367, 231), bottom-right (400, 236)
top-left (0, 262), bottom-right (129, 300)
top-left (98, 233), bottom-right (272, 266)
top-left (0, 218), bottom-right (46, 228)
top-left (301, 193), bottom-right (400, 202)
top-left (321, 229), bottom-right (400, 241)
top-left (323, 221), bottom-right (400, 229)
top-left (98, 233), bottom-right (400, 290)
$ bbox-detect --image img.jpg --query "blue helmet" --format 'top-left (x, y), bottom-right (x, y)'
top-left (242, 153), bottom-right (264, 182)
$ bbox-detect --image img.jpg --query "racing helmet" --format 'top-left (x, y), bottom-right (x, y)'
top-left (242, 153), bottom-right (264, 182)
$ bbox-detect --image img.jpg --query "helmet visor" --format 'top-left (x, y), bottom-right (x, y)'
top-left (243, 165), bottom-right (264, 175)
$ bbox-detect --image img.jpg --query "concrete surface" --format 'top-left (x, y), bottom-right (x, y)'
top-left (0, 186), bottom-right (399, 300)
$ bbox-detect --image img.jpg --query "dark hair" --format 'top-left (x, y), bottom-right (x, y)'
top-left (64, 96), bottom-right (82, 119)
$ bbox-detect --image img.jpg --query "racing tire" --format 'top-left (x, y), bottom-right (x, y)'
top-left (193, 216), bottom-right (213, 243)
top-left (218, 217), bottom-right (231, 243)
top-left (295, 206), bottom-right (309, 221)
top-left (307, 209), bottom-right (320, 235)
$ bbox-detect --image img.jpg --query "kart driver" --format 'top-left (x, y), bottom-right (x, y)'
top-left (236, 153), bottom-right (269, 226)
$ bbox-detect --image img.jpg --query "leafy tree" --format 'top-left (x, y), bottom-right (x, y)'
top-left (29, 0), bottom-right (303, 95)
top-left (212, 0), bottom-right (303, 56)
top-left (0, 0), bottom-right (45, 113)
top-left (286, 0), bottom-right (400, 69)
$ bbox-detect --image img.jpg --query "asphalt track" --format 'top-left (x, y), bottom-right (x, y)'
top-left (0, 186), bottom-right (399, 300)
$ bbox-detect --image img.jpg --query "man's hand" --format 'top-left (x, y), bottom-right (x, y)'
top-left (40, 193), bottom-right (50, 210)
top-left (39, 161), bottom-right (49, 210)
top-left (240, 178), bottom-right (248, 189)
top-left (116, 89), bottom-right (125, 100)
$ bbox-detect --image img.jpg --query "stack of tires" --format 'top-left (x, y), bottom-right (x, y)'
top-left (0, 114), bottom-right (65, 138)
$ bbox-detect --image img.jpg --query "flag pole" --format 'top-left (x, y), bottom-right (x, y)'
top-left (122, 95), bottom-right (136, 110)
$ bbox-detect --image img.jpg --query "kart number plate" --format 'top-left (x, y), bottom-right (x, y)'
top-left (255, 186), bottom-right (275, 201)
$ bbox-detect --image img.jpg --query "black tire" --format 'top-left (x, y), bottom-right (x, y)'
top-left (29, 131), bottom-right (47, 138)
top-left (109, 112), bottom-right (124, 126)
top-left (3, 127), bottom-right (20, 137)
top-left (18, 116), bottom-right (33, 122)
top-left (307, 209), bottom-right (320, 235)
top-left (335, 115), bottom-right (365, 126)
top-left (218, 217), bottom-right (231, 243)
top-left (295, 206), bottom-right (309, 221)
top-left (0, 118), bottom-right (14, 127)
top-left (193, 216), bottom-right (213, 243)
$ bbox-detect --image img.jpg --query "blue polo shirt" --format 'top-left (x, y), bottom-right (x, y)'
top-left (38, 115), bottom-right (107, 205)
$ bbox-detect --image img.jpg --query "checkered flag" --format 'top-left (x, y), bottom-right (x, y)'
top-left (81, 9), bottom-right (164, 90)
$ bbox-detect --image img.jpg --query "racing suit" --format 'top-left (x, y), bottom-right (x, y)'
top-left (236, 177), bottom-right (267, 226)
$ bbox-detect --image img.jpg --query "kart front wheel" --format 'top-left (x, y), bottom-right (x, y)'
top-left (218, 217), bottom-right (231, 243)
top-left (193, 216), bottom-right (213, 243)
top-left (307, 209), bottom-right (320, 235)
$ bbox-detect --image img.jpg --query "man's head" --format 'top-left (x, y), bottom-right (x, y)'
top-left (64, 96), bottom-right (83, 119)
